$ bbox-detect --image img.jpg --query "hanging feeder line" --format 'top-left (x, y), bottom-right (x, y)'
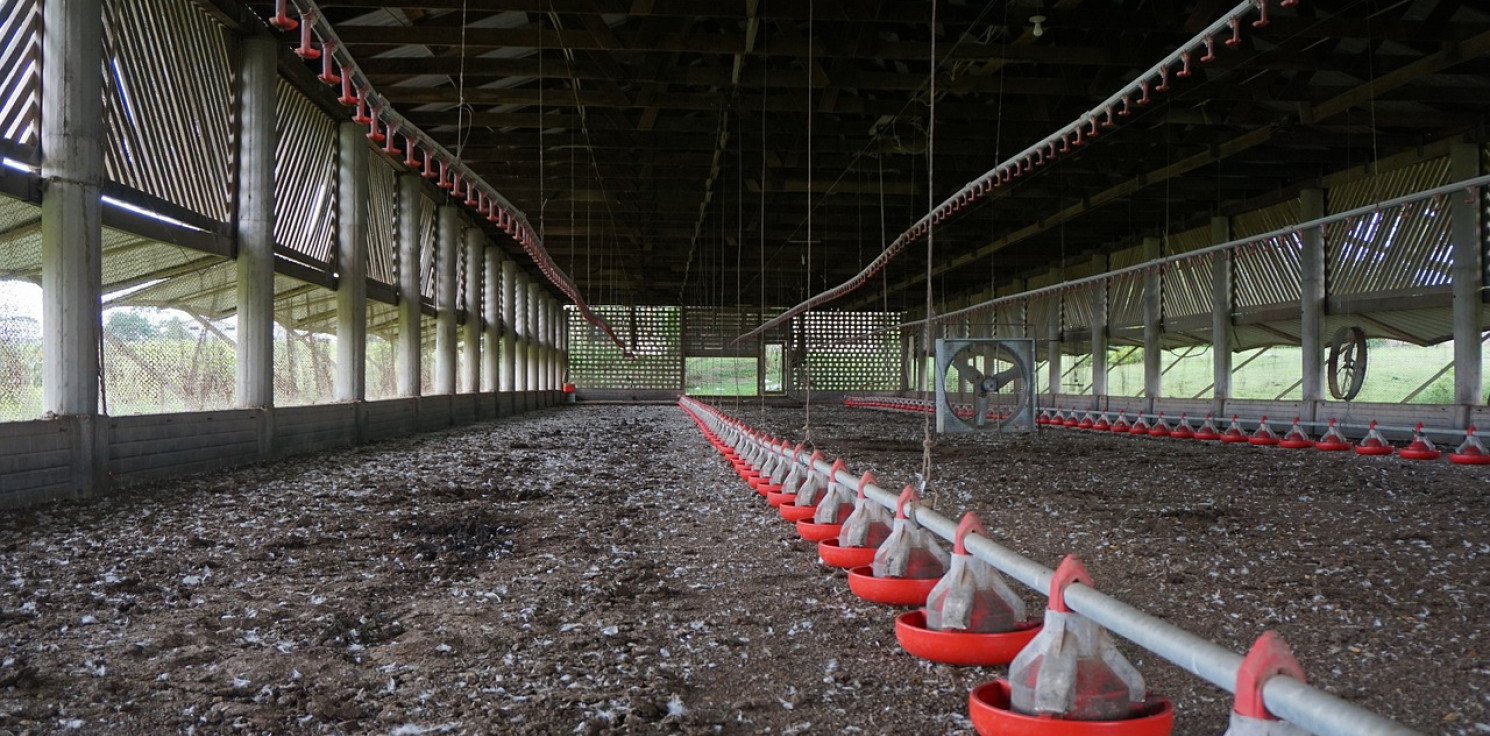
top-left (269, 0), bottom-right (631, 356)
top-left (850, 395), bottom-right (1490, 451)
top-left (680, 396), bottom-right (1420, 736)
top-left (733, 0), bottom-right (1292, 346)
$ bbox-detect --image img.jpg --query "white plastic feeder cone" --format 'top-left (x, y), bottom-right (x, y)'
top-left (1452, 426), bottom-right (1490, 464)
top-left (812, 462), bottom-right (856, 524)
top-left (871, 486), bottom-right (950, 580)
top-left (1009, 555), bottom-right (1148, 721)
top-left (926, 513), bottom-right (1026, 632)
top-left (771, 443), bottom-right (801, 485)
top-left (838, 472), bottom-right (892, 548)
top-left (795, 456), bottom-right (837, 507)
top-left (1222, 631), bottom-right (1311, 736)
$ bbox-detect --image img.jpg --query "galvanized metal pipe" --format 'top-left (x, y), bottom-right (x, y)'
top-left (682, 398), bottom-right (1421, 736)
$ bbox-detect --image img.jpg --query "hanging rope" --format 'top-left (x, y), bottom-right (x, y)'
top-left (920, 0), bottom-right (939, 509)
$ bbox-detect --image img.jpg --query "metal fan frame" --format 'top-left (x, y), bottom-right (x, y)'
top-left (934, 338), bottom-right (1036, 433)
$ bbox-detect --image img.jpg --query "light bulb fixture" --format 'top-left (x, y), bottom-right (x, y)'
top-left (1030, 14), bottom-right (1046, 37)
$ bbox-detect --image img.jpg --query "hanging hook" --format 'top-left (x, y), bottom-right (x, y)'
top-left (421, 149), bottom-right (437, 179)
top-left (1101, 104), bottom-right (1116, 128)
top-left (1177, 50), bottom-right (1193, 77)
top-left (1200, 36), bottom-right (1217, 63)
top-left (295, 14), bottom-right (321, 60)
top-left (269, 0), bottom-right (298, 30)
top-left (1073, 124), bottom-right (1086, 147)
top-left (1118, 94), bottom-right (1132, 117)
top-left (1252, 0), bottom-right (1271, 27)
top-left (1059, 132), bottom-right (1072, 153)
top-left (1156, 65), bottom-right (1172, 92)
top-left (437, 159), bottom-right (451, 188)
top-left (1086, 115), bottom-right (1100, 138)
top-left (1138, 79), bottom-right (1153, 106)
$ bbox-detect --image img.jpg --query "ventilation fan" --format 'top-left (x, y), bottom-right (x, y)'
top-left (934, 338), bottom-right (1036, 433)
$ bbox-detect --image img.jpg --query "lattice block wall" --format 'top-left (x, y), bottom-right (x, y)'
top-left (683, 307), bottom-right (776, 357)
top-left (791, 311), bottom-right (900, 392)
top-left (568, 305), bottom-right (682, 389)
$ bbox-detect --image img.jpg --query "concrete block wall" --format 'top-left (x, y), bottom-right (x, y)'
top-left (0, 391), bottom-right (562, 508)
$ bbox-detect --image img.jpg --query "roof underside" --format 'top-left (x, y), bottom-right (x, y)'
top-left (246, 0), bottom-right (1489, 314)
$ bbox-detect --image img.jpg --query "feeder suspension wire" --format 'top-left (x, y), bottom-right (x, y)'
top-left (920, 0), bottom-right (938, 509)
top-left (760, 5), bottom-right (769, 418)
top-left (800, 0), bottom-right (815, 449)
top-left (731, 0), bottom-right (1279, 346)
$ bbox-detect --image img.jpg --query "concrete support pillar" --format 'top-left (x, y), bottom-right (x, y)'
top-left (40, 0), bottom-right (103, 417)
top-left (1452, 144), bottom-right (1485, 411)
top-left (513, 271), bottom-right (529, 392)
top-left (527, 282), bottom-right (542, 391)
top-left (1090, 254), bottom-right (1109, 404)
top-left (234, 37), bottom-right (277, 409)
top-left (1210, 216), bottom-right (1234, 415)
top-left (462, 228), bottom-right (483, 394)
top-left (501, 261), bottom-right (518, 392)
top-left (335, 123), bottom-right (368, 403)
top-left (546, 298), bottom-right (560, 390)
top-left (483, 251), bottom-right (503, 392)
top-left (396, 175), bottom-right (422, 397)
top-left (559, 305), bottom-right (569, 387)
top-left (530, 292), bottom-right (542, 390)
top-left (1142, 237), bottom-right (1163, 407)
top-left (1299, 189), bottom-right (1326, 418)
top-left (434, 207), bottom-right (459, 395)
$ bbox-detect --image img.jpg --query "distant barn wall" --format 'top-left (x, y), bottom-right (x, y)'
top-left (0, 391), bottom-right (561, 508)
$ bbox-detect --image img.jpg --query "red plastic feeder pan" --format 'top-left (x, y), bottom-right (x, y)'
top-left (1354, 421), bottom-right (1394, 456)
top-left (779, 502), bottom-right (817, 522)
top-left (1451, 426), bottom-right (1490, 465)
top-left (968, 680), bottom-right (1174, 736)
top-left (796, 520), bottom-right (842, 542)
top-left (895, 610), bottom-right (1042, 667)
top-left (847, 565), bottom-right (940, 606)
top-left (818, 538), bottom-right (878, 569)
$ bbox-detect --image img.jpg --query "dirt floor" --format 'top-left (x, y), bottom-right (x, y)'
top-left (0, 402), bottom-right (1486, 735)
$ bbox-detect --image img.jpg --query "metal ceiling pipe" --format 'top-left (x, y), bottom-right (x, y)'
top-left (681, 397), bottom-right (1421, 736)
